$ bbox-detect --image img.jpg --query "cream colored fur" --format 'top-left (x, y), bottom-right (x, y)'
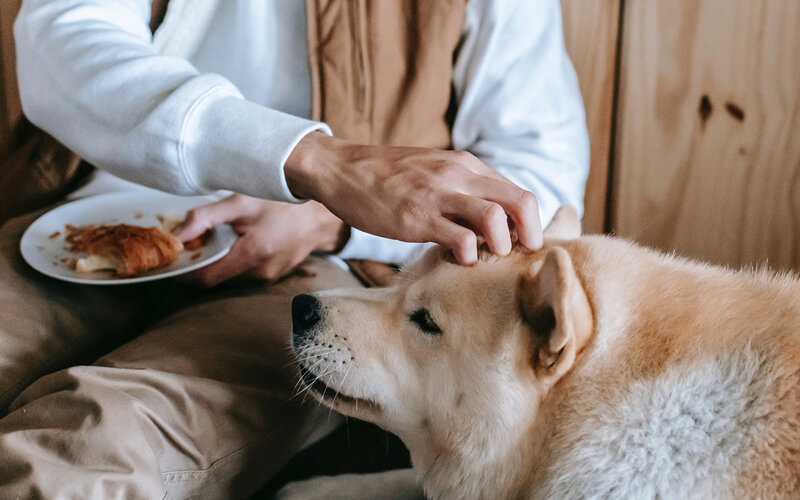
top-left (286, 207), bottom-right (800, 499)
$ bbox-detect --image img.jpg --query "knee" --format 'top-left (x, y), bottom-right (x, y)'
top-left (0, 366), bottom-right (167, 499)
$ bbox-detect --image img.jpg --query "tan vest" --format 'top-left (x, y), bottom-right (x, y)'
top-left (306, 0), bottom-right (464, 148)
top-left (0, 0), bottom-right (466, 224)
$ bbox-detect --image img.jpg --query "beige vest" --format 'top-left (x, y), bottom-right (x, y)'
top-left (0, 0), bottom-right (466, 227)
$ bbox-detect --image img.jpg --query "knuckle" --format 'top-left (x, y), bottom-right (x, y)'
top-left (518, 190), bottom-right (539, 215)
top-left (264, 268), bottom-right (281, 282)
top-left (411, 183), bottom-right (436, 201)
top-left (452, 150), bottom-right (474, 164)
top-left (399, 202), bottom-right (427, 226)
top-left (259, 263), bottom-right (282, 281)
top-left (253, 244), bottom-right (272, 261)
top-left (481, 203), bottom-right (507, 228)
top-left (453, 230), bottom-right (477, 254)
top-left (253, 266), bottom-right (272, 281)
top-left (431, 159), bottom-right (454, 176)
top-left (227, 193), bottom-right (245, 205)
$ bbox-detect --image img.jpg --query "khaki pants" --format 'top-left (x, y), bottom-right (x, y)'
top-left (0, 210), bottom-right (362, 499)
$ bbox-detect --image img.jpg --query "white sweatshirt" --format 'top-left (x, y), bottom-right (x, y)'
top-left (14, 0), bottom-right (589, 263)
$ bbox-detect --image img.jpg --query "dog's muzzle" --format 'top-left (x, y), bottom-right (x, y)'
top-left (292, 293), bottom-right (322, 344)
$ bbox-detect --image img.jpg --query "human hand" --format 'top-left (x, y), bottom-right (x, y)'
top-left (174, 194), bottom-right (345, 287)
top-left (284, 132), bottom-right (542, 265)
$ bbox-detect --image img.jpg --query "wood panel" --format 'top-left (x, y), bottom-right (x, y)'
top-left (560, 0), bottom-right (620, 234)
top-left (0, 0), bottom-right (20, 146)
top-left (613, 0), bottom-right (800, 271)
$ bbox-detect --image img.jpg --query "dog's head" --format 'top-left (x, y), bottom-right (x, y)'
top-left (291, 207), bottom-right (594, 479)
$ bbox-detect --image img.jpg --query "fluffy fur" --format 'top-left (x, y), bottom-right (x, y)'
top-left (285, 207), bottom-right (800, 499)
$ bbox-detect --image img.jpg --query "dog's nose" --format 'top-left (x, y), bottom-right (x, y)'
top-left (292, 294), bottom-right (322, 339)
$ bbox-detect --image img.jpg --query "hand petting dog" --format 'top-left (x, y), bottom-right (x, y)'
top-left (285, 132), bottom-right (543, 265)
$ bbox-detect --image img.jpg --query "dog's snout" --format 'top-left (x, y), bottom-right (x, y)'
top-left (292, 294), bottom-right (322, 339)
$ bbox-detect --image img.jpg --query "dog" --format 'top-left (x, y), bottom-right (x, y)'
top-left (282, 207), bottom-right (800, 499)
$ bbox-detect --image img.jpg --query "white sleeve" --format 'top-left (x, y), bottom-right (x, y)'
top-left (14, 0), bottom-right (329, 203)
top-left (452, 0), bottom-right (589, 224)
top-left (339, 0), bottom-right (589, 262)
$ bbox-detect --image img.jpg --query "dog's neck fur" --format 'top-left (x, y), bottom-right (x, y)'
top-left (406, 394), bottom-right (545, 499)
top-left (528, 237), bottom-right (800, 498)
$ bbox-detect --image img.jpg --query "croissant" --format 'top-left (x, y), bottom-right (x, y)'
top-left (67, 224), bottom-right (184, 277)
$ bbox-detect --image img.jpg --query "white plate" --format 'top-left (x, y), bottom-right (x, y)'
top-left (20, 191), bottom-right (238, 285)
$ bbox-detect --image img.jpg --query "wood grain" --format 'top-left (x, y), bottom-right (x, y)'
top-left (560, 0), bottom-right (621, 234)
top-left (613, 0), bottom-right (800, 271)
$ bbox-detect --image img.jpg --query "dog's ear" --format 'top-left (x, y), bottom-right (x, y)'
top-left (543, 206), bottom-right (581, 240)
top-left (518, 246), bottom-right (593, 384)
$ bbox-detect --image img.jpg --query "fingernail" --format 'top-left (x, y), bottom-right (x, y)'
top-left (520, 233), bottom-right (540, 250)
top-left (499, 239), bottom-right (512, 256)
top-left (462, 252), bottom-right (478, 266)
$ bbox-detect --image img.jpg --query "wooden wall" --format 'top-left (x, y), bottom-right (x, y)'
top-left (0, 0), bottom-right (21, 146)
top-left (612, 0), bottom-right (800, 272)
top-left (560, 0), bottom-right (620, 235)
top-left (562, 0), bottom-right (800, 271)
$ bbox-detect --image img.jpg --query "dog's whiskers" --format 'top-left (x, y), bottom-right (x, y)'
top-left (328, 363), bottom-right (353, 422)
top-left (290, 358), bottom-right (331, 397)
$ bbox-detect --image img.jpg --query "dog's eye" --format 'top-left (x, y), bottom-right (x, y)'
top-left (410, 308), bottom-right (442, 335)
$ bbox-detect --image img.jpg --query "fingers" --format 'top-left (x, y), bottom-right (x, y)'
top-left (463, 176), bottom-right (543, 251)
top-left (174, 194), bottom-right (252, 241)
top-left (428, 188), bottom-right (541, 265)
top-left (440, 194), bottom-right (512, 257)
top-left (424, 216), bottom-right (479, 265)
top-left (500, 189), bottom-right (543, 250)
top-left (447, 151), bottom-right (543, 251)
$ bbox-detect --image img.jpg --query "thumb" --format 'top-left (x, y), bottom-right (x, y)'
top-left (174, 195), bottom-right (247, 241)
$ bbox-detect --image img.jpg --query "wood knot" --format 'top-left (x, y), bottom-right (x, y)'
top-left (698, 94), bottom-right (713, 127)
top-left (725, 102), bottom-right (745, 122)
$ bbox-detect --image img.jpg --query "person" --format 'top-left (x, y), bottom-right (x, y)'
top-left (0, 0), bottom-right (588, 497)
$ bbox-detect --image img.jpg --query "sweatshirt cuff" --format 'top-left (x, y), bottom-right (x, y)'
top-left (337, 227), bottom-right (433, 264)
top-left (181, 93), bottom-right (332, 203)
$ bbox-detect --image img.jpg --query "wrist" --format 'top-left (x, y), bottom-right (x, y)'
top-left (285, 131), bottom-right (347, 201)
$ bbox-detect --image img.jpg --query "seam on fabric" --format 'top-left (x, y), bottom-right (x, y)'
top-left (159, 412), bottom-right (344, 489)
top-left (160, 435), bottom-right (267, 482)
